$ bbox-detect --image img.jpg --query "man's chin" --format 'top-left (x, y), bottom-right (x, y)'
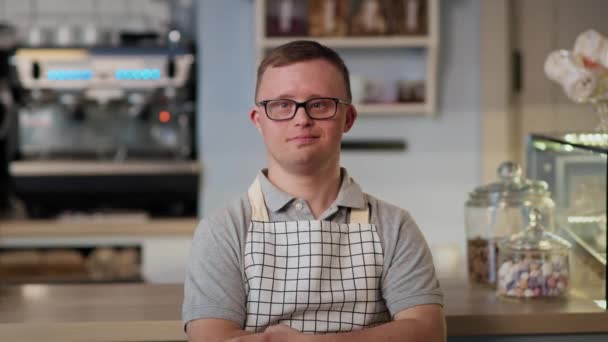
top-left (283, 158), bottom-right (329, 174)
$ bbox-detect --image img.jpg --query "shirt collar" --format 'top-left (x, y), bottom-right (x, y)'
top-left (256, 167), bottom-right (367, 212)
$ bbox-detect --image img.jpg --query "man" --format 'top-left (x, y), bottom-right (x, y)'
top-left (183, 40), bottom-right (445, 342)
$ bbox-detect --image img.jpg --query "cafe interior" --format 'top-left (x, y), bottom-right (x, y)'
top-left (0, 0), bottom-right (606, 341)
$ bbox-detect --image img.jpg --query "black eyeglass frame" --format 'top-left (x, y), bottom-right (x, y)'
top-left (256, 97), bottom-right (351, 121)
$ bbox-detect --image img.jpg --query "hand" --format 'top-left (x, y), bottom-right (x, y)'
top-left (226, 324), bottom-right (303, 342)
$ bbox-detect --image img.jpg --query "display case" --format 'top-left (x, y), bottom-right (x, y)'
top-left (527, 133), bottom-right (607, 307)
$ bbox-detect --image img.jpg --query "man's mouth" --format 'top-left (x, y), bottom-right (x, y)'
top-left (288, 135), bottom-right (320, 144)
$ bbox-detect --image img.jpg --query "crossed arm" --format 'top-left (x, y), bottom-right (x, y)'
top-left (186, 303), bottom-right (446, 342)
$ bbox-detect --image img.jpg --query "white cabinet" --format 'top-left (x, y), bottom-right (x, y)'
top-left (254, 0), bottom-right (440, 116)
top-left (0, 219), bottom-right (195, 284)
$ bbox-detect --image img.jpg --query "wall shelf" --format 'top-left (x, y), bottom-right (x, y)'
top-left (261, 36), bottom-right (431, 49)
top-left (254, 0), bottom-right (440, 116)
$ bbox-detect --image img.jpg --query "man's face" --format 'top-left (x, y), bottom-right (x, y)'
top-left (250, 59), bottom-right (356, 174)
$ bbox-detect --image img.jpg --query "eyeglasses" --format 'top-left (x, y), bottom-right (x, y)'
top-left (257, 97), bottom-right (351, 121)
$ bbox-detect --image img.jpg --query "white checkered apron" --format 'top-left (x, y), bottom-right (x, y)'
top-left (243, 178), bottom-right (390, 333)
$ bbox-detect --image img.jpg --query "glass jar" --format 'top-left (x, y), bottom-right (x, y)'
top-left (497, 209), bottom-right (571, 299)
top-left (465, 161), bottom-right (556, 285)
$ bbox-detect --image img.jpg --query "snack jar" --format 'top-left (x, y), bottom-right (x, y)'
top-left (497, 209), bottom-right (571, 299)
top-left (465, 162), bottom-right (555, 285)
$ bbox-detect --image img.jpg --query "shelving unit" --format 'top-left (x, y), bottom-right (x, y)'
top-left (260, 36), bottom-right (431, 49)
top-left (254, 0), bottom-right (440, 116)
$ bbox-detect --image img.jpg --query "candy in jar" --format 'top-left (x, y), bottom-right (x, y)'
top-left (497, 209), bottom-right (571, 299)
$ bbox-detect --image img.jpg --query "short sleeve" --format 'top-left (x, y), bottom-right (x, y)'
top-left (182, 217), bottom-right (247, 330)
top-left (381, 213), bottom-right (443, 316)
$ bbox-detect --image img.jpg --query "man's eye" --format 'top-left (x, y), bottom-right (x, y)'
top-left (310, 101), bottom-right (329, 109)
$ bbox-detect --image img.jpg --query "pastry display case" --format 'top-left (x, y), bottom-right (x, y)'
top-left (527, 133), bottom-right (607, 306)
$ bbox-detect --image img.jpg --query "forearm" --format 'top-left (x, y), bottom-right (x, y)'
top-left (187, 318), bottom-right (253, 342)
top-left (226, 309), bottom-right (446, 342)
top-left (302, 318), bottom-right (446, 342)
top-left (189, 330), bottom-right (252, 342)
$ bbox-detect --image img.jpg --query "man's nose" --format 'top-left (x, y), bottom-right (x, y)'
top-left (293, 106), bottom-right (313, 125)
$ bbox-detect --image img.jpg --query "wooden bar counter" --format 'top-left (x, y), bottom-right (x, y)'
top-left (0, 280), bottom-right (606, 342)
top-left (1, 223), bottom-right (606, 341)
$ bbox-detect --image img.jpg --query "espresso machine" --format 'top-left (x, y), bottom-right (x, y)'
top-left (7, 42), bottom-right (199, 218)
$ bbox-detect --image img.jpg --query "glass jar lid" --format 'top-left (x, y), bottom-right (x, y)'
top-left (467, 161), bottom-right (551, 207)
top-left (500, 209), bottom-right (571, 252)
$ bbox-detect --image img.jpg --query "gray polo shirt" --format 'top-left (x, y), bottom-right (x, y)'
top-left (183, 168), bottom-right (443, 330)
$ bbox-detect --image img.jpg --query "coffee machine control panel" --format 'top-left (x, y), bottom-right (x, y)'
top-left (12, 47), bottom-right (193, 104)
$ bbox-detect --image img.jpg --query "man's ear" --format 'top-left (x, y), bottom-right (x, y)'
top-left (250, 106), bottom-right (263, 133)
top-left (343, 105), bottom-right (357, 133)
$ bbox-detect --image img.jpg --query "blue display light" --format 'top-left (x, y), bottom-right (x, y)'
top-left (115, 68), bottom-right (161, 80)
top-left (47, 69), bottom-right (93, 81)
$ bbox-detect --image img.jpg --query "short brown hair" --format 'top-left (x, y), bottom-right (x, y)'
top-left (255, 40), bottom-right (351, 102)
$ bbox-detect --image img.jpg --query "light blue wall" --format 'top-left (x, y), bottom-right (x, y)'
top-left (196, 0), bottom-right (480, 252)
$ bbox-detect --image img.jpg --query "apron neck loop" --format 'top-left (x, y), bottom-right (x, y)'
top-left (248, 178), bottom-right (270, 222)
top-left (349, 207), bottom-right (369, 224)
top-left (247, 176), bottom-right (370, 224)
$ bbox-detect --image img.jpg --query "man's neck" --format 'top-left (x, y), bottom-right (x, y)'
top-left (266, 163), bottom-right (342, 219)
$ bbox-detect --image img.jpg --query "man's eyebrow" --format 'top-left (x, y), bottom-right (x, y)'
top-left (273, 93), bottom-right (295, 99)
top-left (271, 94), bottom-right (329, 100)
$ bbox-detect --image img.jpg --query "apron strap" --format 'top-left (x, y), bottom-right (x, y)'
top-left (248, 177), bottom-right (270, 222)
top-left (349, 206), bottom-right (370, 224)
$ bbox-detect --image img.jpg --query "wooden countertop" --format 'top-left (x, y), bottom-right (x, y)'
top-left (442, 280), bottom-right (606, 335)
top-left (0, 218), bottom-right (198, 237)
top-left (0, 280), bottom-right (606, 341)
